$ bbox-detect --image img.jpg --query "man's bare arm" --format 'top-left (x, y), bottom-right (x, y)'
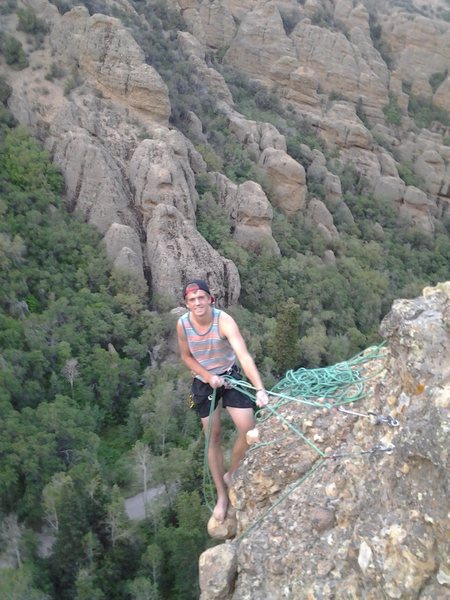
top-left (219, 313), bottom-right (265, 392)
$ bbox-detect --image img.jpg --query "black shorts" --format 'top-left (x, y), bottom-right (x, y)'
top-left (191, 365), bottom-right (254, 418)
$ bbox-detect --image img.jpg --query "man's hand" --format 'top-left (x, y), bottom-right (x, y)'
top-left (256, 389), bottom-right (269, 407)
top-left (209, 374), bottom-right (225, 389)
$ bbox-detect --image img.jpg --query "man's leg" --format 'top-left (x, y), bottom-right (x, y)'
top-left (225, 406), bottom-right (255, 481)
top-left (201, 408), bottom-right (228, 522)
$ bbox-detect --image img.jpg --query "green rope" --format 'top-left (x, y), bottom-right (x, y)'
top-left (270, 344), bottom-right (385, 407)
top-left (202, 388), bottom-right (217, 513)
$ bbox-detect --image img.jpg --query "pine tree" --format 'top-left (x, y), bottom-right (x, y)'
top-left (270, 297), bottom-right (302, 376)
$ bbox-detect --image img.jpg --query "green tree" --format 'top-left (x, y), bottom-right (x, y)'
top-left (0, 566), bottom-right (50, 600)
top-left (17, 7), bottom-right (47, 34)
top-left (1, 34), bottom-right (28, 69)
top-left (157, 491), bottom-right (209, 600)
top-left (127, 576), bottom-right (160, 600)
top-left (0, 75), bottom-right (12, 105)
top-left (74, 568), bottom-right (104, 600)
top-left (106, 485), bottom-right (132, 547)
top-left (270, 297), bottom-right (302, 376)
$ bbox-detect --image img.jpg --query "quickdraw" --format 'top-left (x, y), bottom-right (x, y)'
top-left (326, 442), bottom-right (396, 460)
top-left (336, 406), bottom-right (399, 427)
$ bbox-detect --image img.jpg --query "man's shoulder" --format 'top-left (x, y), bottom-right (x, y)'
top-left (214, 307), bottom-right (231, 320)
top-left (216, 309), bottom-right (238, 333)
top-left (177, 311), bottom-right (189, 329)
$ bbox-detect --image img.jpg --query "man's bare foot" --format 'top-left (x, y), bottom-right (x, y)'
top-left (212, 496), bottom-right (228, 522)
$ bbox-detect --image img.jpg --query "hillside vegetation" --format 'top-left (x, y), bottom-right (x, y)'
top-left (0, 0), bottom-right (450, 598)
top-left (0, 119), bottom-right (213, 599)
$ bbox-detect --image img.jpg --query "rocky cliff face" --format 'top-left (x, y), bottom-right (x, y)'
top-left (3, 0), bottom-right (450, 306)
top-left (200, 282), bottom-right (450, 599)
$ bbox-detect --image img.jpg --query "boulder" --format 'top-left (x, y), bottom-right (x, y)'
top-left (399, 186), bottom-right (435, 233)
top-left (103, 223), bottom-right (145, 280)
top-left (381, 14), bottom-right (450, 101)
top-left (207, 507), bottom-right (237, 540)
top-left (269, 58), bottom-right (321, 113)
top-left (50, 129), bottom-right (133, 234)
top-left (324, 172), bottom-right (342, 204)
top-left (224, 110), bottom-right (287, 160)
top-left (199, 544), bottom-right (237, 600)
top-left (208, 174), bottom-right (280, 255)
top-left (373, 176), bottom-right (406, 204)
top-left (319, 102), bottom-right (373, 150)
top-left (177, 32), bottom-right (234, 104)
top-left (290, 21), bottom-right (388, 118)
top-left (128, 130), bottom-right (201, 225)
top-left (306, 198), bottom-right (339, 241)
top-left (258, 147), bottom-right (307, 216)
top-left (50, 8), bottom-right (170, 123)
top-left (146, 204), bottom-right (240, 307)
top-left (334, 0), bottom-right (371, 36)
top-left (224, 3), bottom-right (296, 79)
top-left (307, 151), bottom-right (328, 183)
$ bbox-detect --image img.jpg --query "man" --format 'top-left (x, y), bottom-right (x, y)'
top-left (177, 279), bottom-right (269, 522)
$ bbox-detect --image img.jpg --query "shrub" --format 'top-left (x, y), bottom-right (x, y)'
top-left (195, 143), bottom-right (223, 172)
top-left (1, 35), bottom-right (28, 70)
top-left (329, 91), bottom-right (348, 102)
top-left (17, 7), bottom-right (48, 34)
top-left (0, 106), bottom-right (17, 128)
top-left (408, 95), bottom-right (450, 128)
top-left (397, 162), bottom-right (425, 188)
top-left (0, 0), bottom-right (16, 15)
top-left (49, 0), bottom-right (74, 15)
top-left (429, 70), bottom-right (448, 93)
top-left (0, 76), bottom-right (12, 105)
top-left (45, 62), bottom-right (66, 81)
top-left (254, 88), bottom-right (281, 111)
top-left (280, 9), bottom-right (301, 35)
top-left (384, 93), bottom-right (402, 126)
top-left (63, 68), bottom-right (82, 96)
top-left (402, 80), bottom-right (412, 95)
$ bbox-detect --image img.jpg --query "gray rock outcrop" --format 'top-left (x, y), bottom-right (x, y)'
top-left (128, 130), bottom-right (202, 225)
top-left (3, 0), bottom-right (450, 303)
top-left (103, 223), bottom-right (145, 280)
top-left (208, 173), bottom-right (280, 255)
top-left (199, 282), bottom-right (450, 599)
top-left (258, 147), bottom-right (307, 216)
top-left (50, 8), bottom-right (171, 123)
top-left (146, 204), bottom-right (241, 307)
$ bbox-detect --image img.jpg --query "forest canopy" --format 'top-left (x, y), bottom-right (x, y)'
top-left (0, 122), bottom-right (211, 600)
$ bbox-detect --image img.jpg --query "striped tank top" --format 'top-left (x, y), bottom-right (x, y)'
top-left (180, 308), bottom-right (235, 381)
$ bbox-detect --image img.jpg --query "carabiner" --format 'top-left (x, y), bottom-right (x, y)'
top-left (368, 412), bottom-right (400, 427)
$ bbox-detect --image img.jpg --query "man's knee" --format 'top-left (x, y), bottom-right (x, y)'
top-left (205, 425), bottom-right (222, 446)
